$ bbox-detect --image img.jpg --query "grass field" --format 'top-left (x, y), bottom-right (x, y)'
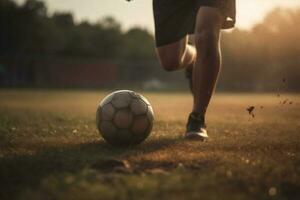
top-left (0, 90), bottom-right (299, 200)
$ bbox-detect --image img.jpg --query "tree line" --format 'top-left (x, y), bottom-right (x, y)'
top-left (0, 0), bottom-right (155, 59)
top-left (221, 8), bottom-right (300, 91)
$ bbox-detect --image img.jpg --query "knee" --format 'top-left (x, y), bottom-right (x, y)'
top-left (159, 56), bottom-right (181, 72)
top-left (194, 28), bottom-right (219, 55)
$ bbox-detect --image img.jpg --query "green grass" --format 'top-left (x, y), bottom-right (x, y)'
top-left (0, 90), bottom-right (299, 200)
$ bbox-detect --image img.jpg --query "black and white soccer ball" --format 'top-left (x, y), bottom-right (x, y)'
top-left (96, 90), bottom-right (154, 146)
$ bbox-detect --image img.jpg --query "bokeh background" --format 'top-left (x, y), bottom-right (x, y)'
top-left (1, 0), bottom-right (300, 91)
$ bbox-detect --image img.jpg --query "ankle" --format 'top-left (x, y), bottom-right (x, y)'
top-left (190, 112), bottom-right (205, 123)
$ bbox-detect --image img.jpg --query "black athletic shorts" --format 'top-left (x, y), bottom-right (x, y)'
top-left (153, 0), bottom-right (236, 47)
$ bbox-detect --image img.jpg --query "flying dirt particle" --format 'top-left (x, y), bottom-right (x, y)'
top-left (246, 106), bottom-right (255, 118)
top-left (289, 101), bottom-right (293, 105)
top-left (260, 106), bottom-right (264, 109)
top-left (247, 106), bottom-right (255, 113)
top-left (277, 93), bottom-right (280, 97)
top-left (268, 187), bottom-right (277, 196)
top-left (282, 78), bottom-right (286, 83)
top-left (282, 99), bottom-right (289, 105)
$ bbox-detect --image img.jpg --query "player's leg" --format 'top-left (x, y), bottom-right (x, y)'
top-left (193, 6), bottom-right (222, 115)
top-left (186, 7), bottom-right (222, 140)
top-left (156, 37), bottom-right (196, 72)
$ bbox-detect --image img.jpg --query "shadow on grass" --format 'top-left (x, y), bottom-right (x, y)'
top-left (0, 136), bottom-right (181, 200)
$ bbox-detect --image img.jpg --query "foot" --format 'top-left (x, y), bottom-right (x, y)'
top-left (185, 65), bottom-right (193, 93)
top-left (185, 112), bottom-right (208, 141)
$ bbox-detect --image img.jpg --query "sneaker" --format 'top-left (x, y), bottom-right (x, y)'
top-left (185, 66), bottom-right (193, 93)
top-left (185, 112), bottom-right (208, 141)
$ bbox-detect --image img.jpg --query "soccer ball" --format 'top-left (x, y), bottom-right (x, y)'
top-left (96, 90), bottom-right (154, 146)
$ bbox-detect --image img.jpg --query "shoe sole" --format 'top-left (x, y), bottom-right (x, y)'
top-left (185, 131), bottom-right (209, 141)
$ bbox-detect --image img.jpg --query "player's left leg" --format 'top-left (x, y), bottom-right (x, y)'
top-left (156, 37), bottom-right (196, 72)
top-left (185, 6), bottom-right (222, 140)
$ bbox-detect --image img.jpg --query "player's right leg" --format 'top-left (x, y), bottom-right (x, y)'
top-left (185, 6), bottom-right (222, 141)
top-left (156, 36), bottom-right (196, 72)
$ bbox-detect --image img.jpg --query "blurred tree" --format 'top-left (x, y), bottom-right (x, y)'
top-left (121, 27), bottom-right (156, 60)
top-left (220, 8), bottom-right (300, 91)
top-left (52, 12), bottom-right (74, 28)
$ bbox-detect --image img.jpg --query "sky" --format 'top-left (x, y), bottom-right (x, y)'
top-left (16, 0), bottom-right (300, 32)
